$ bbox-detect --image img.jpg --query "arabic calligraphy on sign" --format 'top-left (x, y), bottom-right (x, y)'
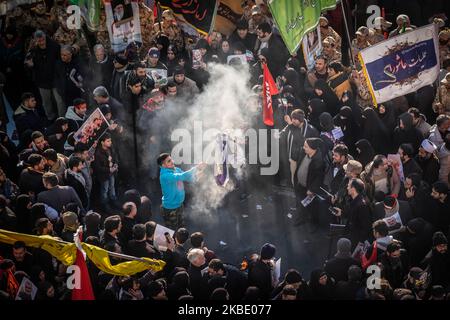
top-left (171, 0), bottom-right (208, 21)
top-left (286, 14), bottom-right (304, 31)
top-left (375, 51), bottom-right (427, 86)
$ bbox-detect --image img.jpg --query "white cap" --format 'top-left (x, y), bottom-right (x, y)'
top-left (421, 139), bottom-right (437, 153)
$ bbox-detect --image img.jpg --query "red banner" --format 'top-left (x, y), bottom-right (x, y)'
top-left (262, 63), bottom-right (279, 126)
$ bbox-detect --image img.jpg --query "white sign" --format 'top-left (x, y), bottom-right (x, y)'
top-left (227, 54), bottom-right (247, 65)
top-left (15, 277), bottom-right (38, 300)
top-left (331, 127), bottom-right (344, 140)
top-left (302, 26), bottom-right (322, 70)
top-left (154, 224), bottom-right (175, 252)
top-left (383, 212), bottom-right (403, 233)
top-left (387, 154), bottom-right (405, 181)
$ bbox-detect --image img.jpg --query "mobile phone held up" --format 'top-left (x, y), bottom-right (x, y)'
top-left (328, 206), bottom-right (339, 216)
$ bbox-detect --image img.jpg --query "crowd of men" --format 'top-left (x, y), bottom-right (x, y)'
top-left (0, 0), bottom-right (450, 300)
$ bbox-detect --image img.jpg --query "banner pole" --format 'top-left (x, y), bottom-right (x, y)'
top-left (340, 0), bottom-right (356, 67)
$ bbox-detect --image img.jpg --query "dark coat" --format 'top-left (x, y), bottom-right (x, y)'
top-left (282, 120), bottom-right (319, 161)
top-left (401, 218), bottom-right (433, 267)
top-left (188, 263), bottom-right (209, 300)
top-left (293, 149), bottom-right (325, 194)
top-left (392, 113), bottom-right (424, 152)
top-left (324, 256), bottom-right (361, 282)
top-left (428, 195), bottom-right (450, 234)
top-left (37, 185), bottom-right (84, 213)
top-left (402, 158), bottom-right (423, 179)
top-left (172, 243), bottom-right (190, 270)
top-left (256, 34), bottom-right (289, 78)
top-left (119, 216), bottom-right (136, 250)
top-left (89, 55), bottom-right (114, 90)
top-left (334, 280), bottom-right (365, 300)
top-left (247, 259), bottom-right (273, 299)
top-left (13, 105), bottom-right (46, 138)
top-left (380, 251), bottom-right (409, 289)
top-left (308, 270), bottom-right (336, 300)
top-left (18, 168), bottom-right (46, 195)
top-left (345, 194), bottom-right (373, 246)
top-left (421, 249), bottom-right (450, 288)
top-left (221, 264), bottom-right (248, 301)
top-left (110, 68), bottom-right (127, 102)
top-left (126, 239), bottom-right (159, 259)
top-left (229, 31), bottom-right (257, 53)
top-left (415, 155), bottom-right (439, 186)
top-left (63, 170), bottom-right (88, 209)
top-left (100, 231), bottom-right (122, 251)
top-left (93, 146), bottom-right (117, 182)
top-left (28, 38), bottom-right (60, 89)
top-left (53, 57), bottom-right (85, 106)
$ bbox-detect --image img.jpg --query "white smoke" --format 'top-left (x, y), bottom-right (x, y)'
top-left (173, 62), bottom-right (256, 213)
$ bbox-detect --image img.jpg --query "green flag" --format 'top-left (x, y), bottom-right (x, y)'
top-left (268, 0), bottom-right (338, 55)
top-left (70, 0), bottom-right (101, 32)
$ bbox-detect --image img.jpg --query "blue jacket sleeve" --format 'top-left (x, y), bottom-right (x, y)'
top-left (163, 167), bottom-right (197, 183)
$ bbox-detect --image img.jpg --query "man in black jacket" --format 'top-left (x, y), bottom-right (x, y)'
top-left (64, 156), bottom-right (88, 209)
top-left (207, 259), bottom-right (248, 301)
top-left (65, 98), bottom-right (87, 133)
top-left (229, 19), bottom-right (258, 54)
top-left (187, 248), bottom-right (209, 300)
top-left (93, 133), bottom-right (118, 208)
top-left (255, 22), bottom-right (289, 79)
top-left (326, 144), bottom-right (350, 194)
top-left (37, 172), bottom-right (84, 214)
top-left (421, 232), bottom-right (450, 289)
top-left (100, 215), bottom-right (122, 252)
top-left (398, 143), bottom-right (423, 178)
top-left (127, 224), bottom-right (159, 259)
top-left (279, 109), bottom-right (319, 187)
top-left (415, 139), bottom-right (439, 186)
top-left (13, 93), bottom-right (46, 139)
top-left (53, 45), bottom-right (86, 114)
top-left (18, 154), bottom-right (47, 196)
top-left (380, 242), bottom-right (409, 289)
top-left (24, 30), bottom-right (61, 121)
top-left (248, 243), bottom-right (276, 300)
top-left (324, 238), bottom-right (360, 282)
top-left (293, 137), bottom-right (325, 229)
top-left (333, 179), bottom-right (372, 247)
top-left (120, 202), bottom-right (137, 251)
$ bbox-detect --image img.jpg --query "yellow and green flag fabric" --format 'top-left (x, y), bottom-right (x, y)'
top-left (268, 0), bottom-right (338, 55)
top-left (0, 229), bottom-right (165, 276)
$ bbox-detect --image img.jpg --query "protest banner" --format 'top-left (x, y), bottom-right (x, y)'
top-left (74, 108), bottom-right (110, 150)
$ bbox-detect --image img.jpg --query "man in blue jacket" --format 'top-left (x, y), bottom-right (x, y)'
top-left (157, 153), bottom-right (206, 230)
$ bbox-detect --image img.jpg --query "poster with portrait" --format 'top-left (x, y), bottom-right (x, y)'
top-left (192, 49), bottom-right (203, 69)
top-left (15, 277), bottom-right (38, 300)
top-left (302, 25), bottom-right (322, 70)
top-left (74, 108), bottom-right (110, 150)
top-left (147, 68), bottom-right (168, 87)
top-left (227, 54), bottom-right (247, 65)
top-left (104, 0), bottom-right (142, 53)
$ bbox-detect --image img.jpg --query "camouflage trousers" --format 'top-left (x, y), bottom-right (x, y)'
top-left (160, 205), bottom-right (184, 230)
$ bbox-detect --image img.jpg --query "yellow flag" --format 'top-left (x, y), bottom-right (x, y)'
top-left (0, 229), bottom-right (165, 275)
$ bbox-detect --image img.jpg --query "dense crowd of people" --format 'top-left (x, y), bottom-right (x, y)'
top-left (0, 0), bottom-right (450, 300)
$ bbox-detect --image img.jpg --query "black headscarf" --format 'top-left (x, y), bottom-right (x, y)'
top-left (355, 139), bottom-right (375, 168)
top-left (314, 79), bottom-right (341, 117)
top-left (14, 194), bottom-right (32, 233)
top-left (334, 106), bottom-right (360, 154)
top-left (308, 269), bottom-right (335, 300)
top-left (308, 98), bottom-right (327, 131)
top-left (362, 107), bottom-right (391, 154)
top-left (377, 103), bottom-right (397, 133)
